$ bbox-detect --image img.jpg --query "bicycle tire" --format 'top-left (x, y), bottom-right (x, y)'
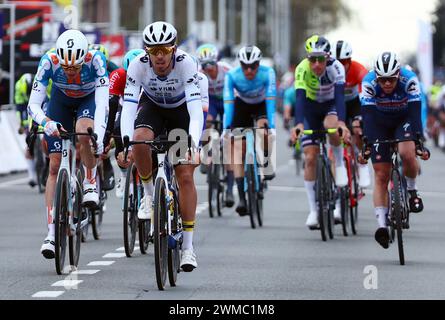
top-left (123, 164), bottom-right (138, 257)
top-left (340, 186), bottom-right (350, 236)
top-left (392, 169), bottom-right (405, 265)
top-left (77, 168), bottom-right (89, 243)
top-left (216, 164), bottom-right (225, 217)
top-left (168, 189), bottom-right (181, 287)
top-left (246, 163), bottom-right (257, 229)
top-left (34, 137), bottom-right (46, 194)
top-left (154, 178), bottom-right (168, 290)
top-left (69, 177), bottom-right (83, 268)
top-left (91, 166), bottom-right (104, 240)
top-left (207, 163), bottom-right (216, 218)
top-left (316, 157), bottom-right (327, 241)
top-left (54, 169), bottom-right (69, 275)
top-left (349, 157), bottom-right (359, 235)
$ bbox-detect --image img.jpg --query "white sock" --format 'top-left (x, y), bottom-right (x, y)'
top-left (405, 177), bottom-right (417, 191)
top-left (27, 158), bottom-right (37, 180)
top-left (182, 231), bottom-right (194, 250)
top-left (332, 145), bottom-right (344, 166)
top-left (143, 181), bottom-right (154, 197)
top-left (48, 223), bottom-right (55, 237)
top-left (304, 180), bottom-right (317, 213)
top-left (375, 207), bottom-right (388, 228)
top-left (83, 165), bottom-right (97, 184)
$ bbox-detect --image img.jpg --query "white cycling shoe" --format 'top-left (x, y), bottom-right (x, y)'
top-left (138, 194), bottom-right (153, 220)
top-left (115, 177), bottom-right (125, 199)
top-left (305, 211), bottom-right (319, 229)
top-left (40, 235), bottom-right (55, 259)
top-left (180, 248), bottom-right (198, 272)
top-left (82, 181), bottom-right (99, 207)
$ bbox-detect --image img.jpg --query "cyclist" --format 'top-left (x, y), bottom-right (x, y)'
top-left (15, 73), bottom-right (38, 187)
top-left (290, 35), bottom-right (350, 229)
top-left (359, 52), bottom-right (430, 249)
top-left (120, 21), bottom-right (203, 272)
top-left (89, 43), bottom-right (119, 73)
top-left (223, 45), bottom-right (277, 216)
top-left (106, 48), bottom-right (145, 198)
top-left (332, 40), bottom-right (371, 188)
top-left (196, 43), bottom-right (235, 207)
top-left (28, 29), bottom-right (108, 259)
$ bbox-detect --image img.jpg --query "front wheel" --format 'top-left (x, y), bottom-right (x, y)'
top-left (153, 178), bottom-right (168, 290)
top-left (54, 169), bottom-right (69, 275)
top-left (340, 187), bottom-right (350, 237)
top-left (246, 163), bottom-right (257, 229)
top-left (123, 163), bottom-right (138, 257)
top-left (69, 177), bottom-right (83, 268)
top-left (392, 170), bottom-right (405, 265)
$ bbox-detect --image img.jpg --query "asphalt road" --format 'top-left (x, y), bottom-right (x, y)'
top-left (2, 122), bottom-right (445, 300)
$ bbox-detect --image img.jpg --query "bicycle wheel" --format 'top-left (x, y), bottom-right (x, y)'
top-left (54, 169), bottom-right (69, 275)
top-left (168, 190), bottom-right (181, 287)
top-left (316, 157), bottom-right (327, 241)
top-left (91, 168), bottom-right (104, 240)
top-left (256, 176), bottom-right (264, 227)
top-left (349, 157), bottom-right (359, 235)
top-left (326, 167), bottom-right (336, 240)
top-left (216, 164), bottom-right (225, 217)
top-left (123, 164), bottom-right (138, 257)
top-left (246, 163), bottom-right (257, 229)
top-left (139, 184), bottom-right (151, 255)
top-left (77, 168), bottom-right (89, 243)
top-left (154, 178), bottom-right (168, 290)
top-left (340, 186), bottom-right (350, 237)
top-left (69, 177), bottom-right (83, 268)
top-left (392, 169), bottom-right (405, 265)
top-left (34, 137), bottom-right (46, 194)
top-left (207, 163), bottom-right (217, 218)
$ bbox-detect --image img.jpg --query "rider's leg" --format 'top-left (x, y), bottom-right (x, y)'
top-left (399, 140), bottom-right (423, 212)
top-left (325, 114), bottom-right (347, 187)
top-left (303, 144), bottom-right (319, 227)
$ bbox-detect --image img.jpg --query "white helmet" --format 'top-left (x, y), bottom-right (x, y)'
top-left (238, 45), bottom-right (262, 64)
top-left (374, 52), bottom-right (401, 77)
top-left (143, 21), bottom-right (177, 47)
top-left (56, 29), bottom-right (89, 66)
top-left (197, 44), bottom-right (218, 64)
top-left (334, 40), bottom-right (352, 60)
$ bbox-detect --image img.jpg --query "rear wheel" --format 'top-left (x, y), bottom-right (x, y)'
top-left (91, 166), bottom-right (104, 240)
top-left (54, 169), bottom-right (69, 275)
top-left (154, 178), bottom-right (168, 290)
top-left (340, 187), bottom-right (350, 236)
top-left (216, 164), bottom-right (225, 217)
top-left (350, 158), bottom-right (359, 235)
top-left (207, 164), bottom-right (217, 218)
top-left (168, 188), bottom-right (181, 287)
top-left (69, 177), bottom-right (83, 268)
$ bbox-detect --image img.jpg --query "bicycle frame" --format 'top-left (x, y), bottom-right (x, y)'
top-left (244, 129), bottom-right (261, 193)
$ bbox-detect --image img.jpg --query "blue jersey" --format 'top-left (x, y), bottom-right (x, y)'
top-left (34, 50), bottom-right (109, 99)
top-left (223, 65), bottom-right (276, 128)
top-left (360, 68), bottom-right (421, 113)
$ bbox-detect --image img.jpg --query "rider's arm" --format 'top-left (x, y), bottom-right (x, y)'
top-left (92, 51), bottom-right (110, 146)
top-left (27, 56), bottom-right (52, 126)
top-left (265, 67), bottom-right (277, 129)
top-left (184, 70), bottom-right (204, 148)
top-left (294, 89), bottom-right (306, 125)
top-left (360, 73), bottom-right (378, 139)
top-left (223, 72), bottom-right (235, 129)
top-left (121, 59), bottom-right (142, 143)
top-left (335, 83), bottom-right (346, 122)
top-left (405, 74), bottom-right (423, 136)
top-left (294, 62), bottom-right (308, 126)
top-left (199, 72), bottom-right (209, 113)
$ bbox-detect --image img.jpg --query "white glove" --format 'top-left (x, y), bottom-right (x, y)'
top-left (43, 121), bottom-right (60, 137)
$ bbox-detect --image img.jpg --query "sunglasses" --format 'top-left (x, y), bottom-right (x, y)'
top-left (61, 64), bottom-right (83, 72)
top-left (377, 76), bottom-right (398, 84)
top-left (241, 61), bottom-right (259, 70)
top-left (145, 45), bottom-right (175, 56)
top-left (308, 55), bottom-right (327, 63)
top-left (201, 61), bottom-right (217, 69)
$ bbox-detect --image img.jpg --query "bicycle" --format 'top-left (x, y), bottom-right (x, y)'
top-left (232, 125), bottom-right (268, 229)
top-left (297, 128), bottom-right (339, 241)
top-left (361, 134), bottom-right (427, 265)
top-left (27, 124), bottom-right (49, 193)
top-left (205, 119), bottom-right (226, 218)
top-left (46, 126), bottom-right (96, 274)
top-left (123, 134), bottom-right (190, 290)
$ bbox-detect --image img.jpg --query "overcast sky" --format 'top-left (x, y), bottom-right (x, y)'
top-left (326, 0), bottom-right (439, 67)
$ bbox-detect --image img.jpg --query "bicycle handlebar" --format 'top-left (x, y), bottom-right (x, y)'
top-left (295, 128), bottom-right (340, 136)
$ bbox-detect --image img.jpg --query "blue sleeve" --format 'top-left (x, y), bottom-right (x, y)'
top-left (265, 67), bottom-right (277, 128)
top-left (361, 104), bottom-right (377, 141)
top-left (335, 83), bottom-right (346, 122)
top-left (223, 73), bottom-right (235, 129)
top-left (408, 100), bottom-right (423, 137)
top-left (294, 89), bottom-right (306, 125)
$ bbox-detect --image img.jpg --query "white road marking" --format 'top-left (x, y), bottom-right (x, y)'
top-left (102, 253), bottom-right (126, 258)
top-left (32, 291), bottom-right (65, 298)
top-left (0, 177), bottom-right (30, 189)
top-left (70, 270), bottom-right (101, 275)
top-left (51, 280), bottom-right (83, 288)
top-left (116, 247), bottom-right (140, 252)
top-left (87, 261), bottom-right (115, 266)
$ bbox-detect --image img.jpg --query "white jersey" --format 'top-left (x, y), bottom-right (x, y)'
top-left (198, 72), bottom-right (209, 112)
top-left (200, 61), bottom-right (232, 100)
top-left (121, 49), bottom-right (204, 147)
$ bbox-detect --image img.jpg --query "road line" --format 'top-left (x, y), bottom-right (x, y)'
top-left (0, 177), bottom-right (29, 188)
top-left (51, 280), bottom-right (83, 288)
top-left (87, 261), bottom-right (115, 266)
top-left (116, 247), bottom-right (140, 252)
top-left (71, 270), bottom-right (101, 275)
top-left (32, 291), bottom-right (65, 298)
top-left (102, 253), bottom-right (126, 258)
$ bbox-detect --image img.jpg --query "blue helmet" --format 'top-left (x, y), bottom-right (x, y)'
top-left (122, 49), bottom-right (145, 71)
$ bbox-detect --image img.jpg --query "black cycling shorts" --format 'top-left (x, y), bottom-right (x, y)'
top-left (231, 97), bottom-right (267, 128)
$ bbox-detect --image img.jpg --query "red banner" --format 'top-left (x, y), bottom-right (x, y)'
top-left (100, 34), bottom-right (126, 57)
